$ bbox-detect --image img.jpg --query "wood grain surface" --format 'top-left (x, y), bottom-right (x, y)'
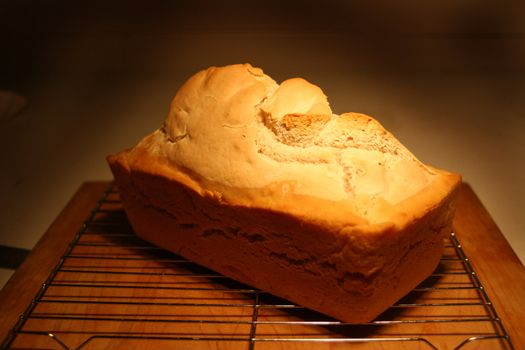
top-left (452, 183), bottom-right (525, 350)
top-left (0, 181), bottom-right (523, 349)
top-left (0, 182), bottom-right (109, 346)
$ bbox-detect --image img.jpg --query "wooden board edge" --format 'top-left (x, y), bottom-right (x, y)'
top-left (453, 182), bottom-right (525, 350)
top-left (0, 181), bottom-right (111, 345)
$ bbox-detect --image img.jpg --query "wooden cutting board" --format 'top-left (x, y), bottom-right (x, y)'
top-left (0, 181), bottom-right (524, 349)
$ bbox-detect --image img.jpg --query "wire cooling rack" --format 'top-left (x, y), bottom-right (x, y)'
top-left (1, 185), bottom-right (515, 350)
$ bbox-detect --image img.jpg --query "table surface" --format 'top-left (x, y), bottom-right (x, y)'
top-left (0, 181), bottom-right (524, 349)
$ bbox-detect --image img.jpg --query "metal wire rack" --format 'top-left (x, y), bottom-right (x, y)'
top-left (1, 185), bottom-right (514, 350)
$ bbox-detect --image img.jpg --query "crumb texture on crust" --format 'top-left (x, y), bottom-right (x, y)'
top-left (127, 63), bottom-right (456, 225)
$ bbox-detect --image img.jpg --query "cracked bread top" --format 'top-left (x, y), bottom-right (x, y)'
top-left (116, 63), bottom-right (460, 228)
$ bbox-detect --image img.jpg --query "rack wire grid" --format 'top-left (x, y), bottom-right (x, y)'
top-left (1, 185), bottom-right (515, 350)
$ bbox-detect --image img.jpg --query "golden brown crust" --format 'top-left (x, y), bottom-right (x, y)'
top-left (108, 149), bottom-right (458, 322)
top-left (107, 63), bottom-right (461, 323)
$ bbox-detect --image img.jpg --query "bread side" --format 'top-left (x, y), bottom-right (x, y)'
top-left (107, 63), bottom-right (461, 323)
top-left (108, 148), bottom-right (457, 322)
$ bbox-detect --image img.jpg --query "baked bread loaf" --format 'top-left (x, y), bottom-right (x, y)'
top-left (107, 63), bottom-right (461, 323)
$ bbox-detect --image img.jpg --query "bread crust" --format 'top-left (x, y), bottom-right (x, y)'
top-left (107, 63), bottom-right (461, 323)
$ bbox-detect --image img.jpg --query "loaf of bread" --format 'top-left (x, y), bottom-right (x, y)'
top-left (107, 63), bottom-right (460, 323)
